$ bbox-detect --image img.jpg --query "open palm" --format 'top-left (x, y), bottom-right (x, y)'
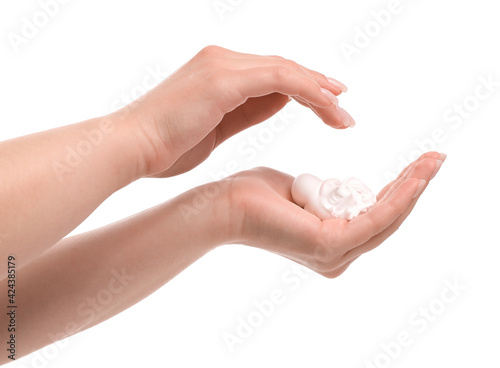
top-left (225, 152), bottom-right (444, 278)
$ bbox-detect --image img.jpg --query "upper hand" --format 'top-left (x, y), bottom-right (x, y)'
top-left (117, 45), bottom-right (353, 178)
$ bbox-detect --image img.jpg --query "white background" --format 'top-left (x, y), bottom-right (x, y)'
top-left (1, 0), bottom-right (499, 367)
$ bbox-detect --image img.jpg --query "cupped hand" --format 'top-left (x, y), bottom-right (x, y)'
top-left (223, 152), bottom-right (445, 278)
top-left (118, 46), bottom-right (353, 178)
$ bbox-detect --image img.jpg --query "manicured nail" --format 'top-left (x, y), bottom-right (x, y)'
top-left (430, 160), bottom-right (443, 180)
top-left (321, 88), bottom-right (338, 105)
top-left (336, 106), bottom-right (356, 128)
top-left (412, 179), bottom-right (426, 199)
top-left (439, 153), bottom-right (447, 162)
top-left (327, 77), bottom-right (348, 93)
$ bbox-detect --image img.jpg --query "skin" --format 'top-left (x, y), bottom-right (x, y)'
top-left (0, 45), bottom-right (349, 272)
top-left (0, 46), bottom-right (444, 363)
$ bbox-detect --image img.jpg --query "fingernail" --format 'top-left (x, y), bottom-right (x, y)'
top-left (430, 160), bottom-right (443, 180)
top-left (412, 179), bottom-right (426, 199)
top-left (439, 153), bottom-right (447, 162)
top-left (336, 106), bottom-right (356, 128)
top-left (286, 95), bottom-right (293, 103)
top-left (320, 88), bottom-right (339, 105)
top-left (327, 77), bottom-right (348, 93)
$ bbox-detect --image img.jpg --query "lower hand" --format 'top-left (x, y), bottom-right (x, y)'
top-left (217, 152), bottom-right (445, 278)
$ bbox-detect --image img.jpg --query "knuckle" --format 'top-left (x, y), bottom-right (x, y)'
top-left (271, 65), bottom-right (291, 82)
top-left (252, 166), bottom-right (275, 175)
top-left (195, 46), bottom-right (228, 69)
top-left (282, 59), bottom-right (304, 75)
top-left (283, 58), bottom-right (299, 68)
top-left (316, 72), bottom-right (329, 85)
top-left (198, 45), bottom-right (223, 57)
top-left (269, 55), bottom-right (285, 60)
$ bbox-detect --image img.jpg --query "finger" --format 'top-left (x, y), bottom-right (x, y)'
top-left (341, 156), bottom-right (442, 254)
top-left (314, 104), bottom-right (355, 129)
top-left (378, 157), bottom-right (441, 203)
top-left (292, 96), bottom-right (349, 129)
top-left (340, 177), bottom-right (424, 250)
top-left (223, 66), bottom-right (337, 111)
top-left (342, 192), bottom-right (421, 261)
top-left (215, 93), bottom-right (291, 146)
top-left (196, 47), bottom-right (345, 109)
top-left (342, 160), bottom-right (440, 261)
top-left (292, 96), bottom-right (311, 108)
top-left (257, 58), bottom-right (354, 128)
top-left (227, 56), bottom-right (353, 128)
top-left (237, 54), bottom-right (348, 96)
top-left (376, 152), bottom-right (443, 200)
top-left (296, 64), bottom-right (347, 95)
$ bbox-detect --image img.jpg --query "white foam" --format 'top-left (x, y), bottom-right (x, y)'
top-left (291, 174), bottom-right (376, 220)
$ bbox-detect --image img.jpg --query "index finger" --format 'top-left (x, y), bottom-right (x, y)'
top-left (340, 177), bottom-right (424, 249)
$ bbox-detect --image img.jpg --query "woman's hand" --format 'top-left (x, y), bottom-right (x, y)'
top-left (119, 45), bottom-right (353, 178)
top-left (0, 45), bottom-right (351, 275)
top-left (5, 152), bottom-right (444, 360)
top-left (221, 152), bottom-right (445, 278)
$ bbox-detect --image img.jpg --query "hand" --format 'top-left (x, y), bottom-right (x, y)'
top-left (117, 45), bottom-right (353, 178)
top-left (222, 152), bottom-right (445, 278)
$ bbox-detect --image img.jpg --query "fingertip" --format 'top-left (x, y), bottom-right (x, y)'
top-left (322, 106), bottom-right (349, 129)
top-left (430, 160), bottom-right (443, 180)
top-left (327, 77), bottom-right (348, 93)
top-left (412, 179), bottom-right (427, 199)
top-left (336, 106), bottom-right (356, 128)
top-left (320, 88), bottom-right (339, 106)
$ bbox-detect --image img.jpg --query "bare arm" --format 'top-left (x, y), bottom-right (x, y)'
top-left (1, 45), bottom-right (350, 274)
top-left (0, 115), bottom-right (150, 272)
top-left (2, 152), bottom-right (443, 363)
top-left (8, 180), bottom-right (229, 362)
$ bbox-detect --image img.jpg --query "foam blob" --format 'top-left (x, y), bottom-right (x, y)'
top-left (291, 174), bottom-right (377, 220)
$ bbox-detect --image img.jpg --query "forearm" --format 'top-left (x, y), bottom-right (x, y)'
top-left (4, 181), bottom-right (230, 362)
top-left (0, 112), bottom-right (151, 271)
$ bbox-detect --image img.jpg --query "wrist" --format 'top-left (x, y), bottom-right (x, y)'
top-left (108, 106), bottom-right (175, 178)
top-left (175, 179), bottom-right (238, 249)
